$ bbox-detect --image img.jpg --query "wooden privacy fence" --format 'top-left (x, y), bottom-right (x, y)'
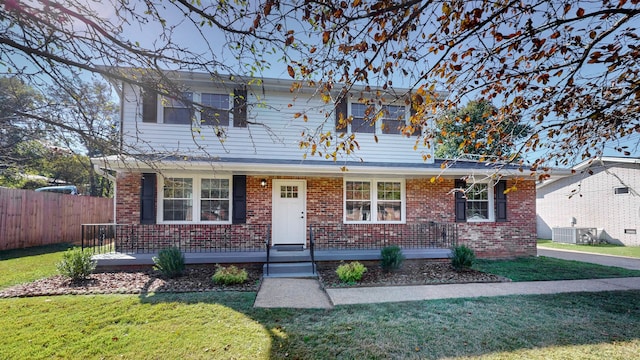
top-left (0, 188), bottom-right (114, 251)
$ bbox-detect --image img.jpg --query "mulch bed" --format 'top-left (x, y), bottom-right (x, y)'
top-left (0, 260), bottom-right (509, 298)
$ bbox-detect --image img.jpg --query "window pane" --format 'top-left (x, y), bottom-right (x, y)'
top-left (466, 183), bottom-right (489, 219)
top-left (377, 181), bottom-right (401, 200)
top-left (164, 92), bottom-right (193, 124)
top-left (201, 93), bottom-right (230, 125)
top-left (381, 105), bottom-right (405, 134)
top-left (346, 201), bottom-right (371, 221)
top-left (163, 178), bottom-right (193, 221)
top-left (351, 103), bottom-right (376, 133)
top-left (346, 181), bottom-right (370, 200)
top-left (163, 199), bottom-right (192, 221)
top-left (201, 200), bottom-right (229, 221)
top-left (377, 201), bottom-right (401, 221)
top-left (200, 179), bottom-right (229, 221)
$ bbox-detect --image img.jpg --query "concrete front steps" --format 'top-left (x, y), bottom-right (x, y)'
top-left (263, 262), bottom-right (318, 278)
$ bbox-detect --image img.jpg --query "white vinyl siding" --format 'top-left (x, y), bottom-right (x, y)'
top-left (122, 83), bottom-right (433, 164)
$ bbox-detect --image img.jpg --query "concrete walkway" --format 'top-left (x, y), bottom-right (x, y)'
top-left (254, 248), bottom-right (640, 309)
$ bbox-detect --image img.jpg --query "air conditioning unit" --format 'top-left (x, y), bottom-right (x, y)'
top-left (552, 227), bottom-right (598, 244)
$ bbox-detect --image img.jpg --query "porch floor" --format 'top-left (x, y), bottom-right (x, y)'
top-left (93, 248), bottom-right (452, 267)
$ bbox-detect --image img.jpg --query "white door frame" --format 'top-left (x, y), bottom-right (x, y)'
top-left (271, 179), bottom-right (307, 246)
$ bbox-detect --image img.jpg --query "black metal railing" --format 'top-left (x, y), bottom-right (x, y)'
top-left (309, 224), bottom-right (316, 274)
top-left (81, 223), bottom-right (271, 254)
top-left (308, 222), bottom-right (457, 250)
top-left (82, 222), bottom-right (457, 255)
top-left (265, 224), bottom-right (272, 275)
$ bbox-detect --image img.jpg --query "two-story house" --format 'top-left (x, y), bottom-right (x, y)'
top-left (91, 68), bottom-right (541, 264)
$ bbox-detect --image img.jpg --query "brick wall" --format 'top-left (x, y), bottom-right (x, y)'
top-left (114, 173), bottom-right (537, 258)
top-left (116, 172), bottom-right (143, 225)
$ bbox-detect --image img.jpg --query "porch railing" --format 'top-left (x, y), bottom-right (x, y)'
top-left (308, 222), bottom-right (457, 250)
top-left (82, 222), bottom-right (457, 255)
top-left (82, 223), bottom-right (270, 254)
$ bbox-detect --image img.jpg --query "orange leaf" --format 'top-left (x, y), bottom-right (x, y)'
top-left (287, 65), bottom-right (295, 78)
top-left (577, 8), bottom-right (585, 17)
top-left (322, 31), bottom-right (330, 44)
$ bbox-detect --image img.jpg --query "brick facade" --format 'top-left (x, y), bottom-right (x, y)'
top-left (114, 173), bottom-right (537, 258)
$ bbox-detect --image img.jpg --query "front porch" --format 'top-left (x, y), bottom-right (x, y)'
top-left (83, 222), bottom-right (458, 268)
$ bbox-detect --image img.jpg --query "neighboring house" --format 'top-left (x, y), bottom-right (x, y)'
top-left (537, 157), bottom-right (640, 246)
top-left (93, 69), bottom-right (544, 259)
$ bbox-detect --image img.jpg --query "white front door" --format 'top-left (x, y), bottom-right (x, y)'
top-left (272, 179), bottom-right (306, 246)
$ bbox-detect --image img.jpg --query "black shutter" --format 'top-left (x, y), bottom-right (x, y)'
top-left (140, 173), bottom-right (156, 224)
top-left (233, 87), bottom-right (247, 127)
top-left (232, 175), bottom-right (246, 224)
top-left (142, 89), bottom-right (157, 123)
top-left (335, 92), bottom-right (348, 133)
top-left (454, 179), bottom-right (467, 222)
top-left (495, 180), bottom-right (508, 222)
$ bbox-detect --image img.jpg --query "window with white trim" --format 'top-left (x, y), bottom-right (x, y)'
top-left (163, 92), bottom-right (193, 124)
top-left (348, 102), bottom-right (408, 134)
top-left (344, 179), bottom-right (405, 223)
top-left (157, 91), bottom-right (233, 126)
top-left (455, 181), bottom-right (496, 222)
top-left (200, 93), bottom-right (230, 126)
top-left (160, 175), bottom-right (231, 223)
top-left (466, 183), bottom-right (491, 221)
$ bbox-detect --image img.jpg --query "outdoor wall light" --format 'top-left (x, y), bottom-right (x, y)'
top-left (260, 179), bottom-right (268, 188)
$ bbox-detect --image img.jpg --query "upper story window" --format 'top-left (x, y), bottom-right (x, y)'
top-left (346, 102), bottom-right (408, 135)
top-left (163, 92), bottom-right (193, 125)
top-left (141, 86), bottom-right (247, 127)
top-left (344, 179), bottom-right (405, 223)
top-left (200, 93), bottom-right (230, 126)
top-left (380, 105), bottom-right (406, 134)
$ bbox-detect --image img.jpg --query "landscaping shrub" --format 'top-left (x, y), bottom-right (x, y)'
top-left (336, 261), bottom-right (367, 284)
top-left (212, 265), bottom-right (248, 285)
top-left (56, 248), bottom-right (96, 281)
top-left (380, 245), bottom-right (405, 272)
top-left (153, 247), bottom-right (185, 278)
top-left (451, 245), bottom-right (476, 271)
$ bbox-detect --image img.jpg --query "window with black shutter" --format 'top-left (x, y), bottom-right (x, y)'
top-left (495, 180), bottom-right (508, 222)
top-left (454, 179), bottom-right (467, 222)
top-left (335, 93), bottom-right (348, 133)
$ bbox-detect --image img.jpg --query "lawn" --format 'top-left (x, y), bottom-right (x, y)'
top-left (474, 256), bottom-right (640, 282)
top-left (1, 291), bottom-right (639, 359)
top-left (0, 243), bottom-right (73, 289)
top-left (2, 244), bottom-right (640, 359)
top-left (538, 239), bottom-right (640, 258)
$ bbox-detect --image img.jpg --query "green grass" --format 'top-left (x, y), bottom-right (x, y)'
top-left (538, 239), bottom-right (640, 258)
top-left (1, 291), bottom-right (639, 359)
top-left (473, 256), bottom-right (640, 282)
top-left (0, 243), bottom-right (73, 289)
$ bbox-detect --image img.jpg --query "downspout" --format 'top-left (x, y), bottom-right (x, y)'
top-left (119, 80), bottom-right (125, 154)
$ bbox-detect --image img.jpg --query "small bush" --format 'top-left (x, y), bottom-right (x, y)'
top-left (336, 261), bottom-right (367, 284)
top-left (56, 248), bottom-right (96, 281)
top-left (451, 245), bottom-right (476, 271)
top-left (380, 245), bottom-right (405, 272)
top-left (153, 247), bottom-right (185, 278)
top-left (212, 265), bottom-right (248, 285)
